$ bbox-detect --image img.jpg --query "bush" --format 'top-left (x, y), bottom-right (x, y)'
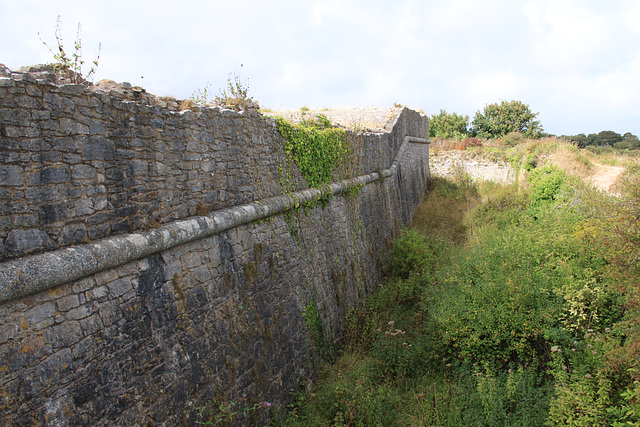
top-left (429, 110), bottom-right (470, 139)
top-left (527, 166), bottom-right (566, 204)
top-left (387, 229), bottom-right (439, 281)
top-left (472, 100), bottom-right (543, 139)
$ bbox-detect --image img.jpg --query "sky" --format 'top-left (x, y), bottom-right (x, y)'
top-left (1, 0), bottom-right (640, 137)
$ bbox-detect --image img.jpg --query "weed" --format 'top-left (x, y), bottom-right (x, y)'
top-left (38, 15), bottom-right (101, 83)
top-left (215, 68), bottom-right (257, 110)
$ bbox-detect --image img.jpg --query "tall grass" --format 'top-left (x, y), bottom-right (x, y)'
top-left (280, 142), bottom-right (640, 427)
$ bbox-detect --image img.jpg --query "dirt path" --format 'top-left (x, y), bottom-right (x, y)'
top-left (589, 163), bottom-right (625, 193)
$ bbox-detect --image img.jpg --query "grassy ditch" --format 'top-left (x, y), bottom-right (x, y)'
top-left (280, 142), bottom-right (640, 426)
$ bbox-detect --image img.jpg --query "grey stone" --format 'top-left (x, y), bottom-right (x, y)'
top-left (0, 165), bottom-right (24, 186)
top-left (0, 108), bottom-right (30, 125)
top-left (74, 198), bottom-right (95, 216)
top-left (57, 294), bottom-right (80, 312)
top-left (25, 301), bottom-right (56, 324)
top-left (4, 229), bottom-right (57, 257)
top-left (82, 136), bottom-right (114, 161)
top-left (58, 118), bottom-right (89, 135)
top-left (61, 224), bottom-right (88, 245)
top-left (40, 165), bottom-right (71, 184)
top-left (72, 164), bottom-right (96, 179)
top-left (39, 203), bottom-right (68, 224)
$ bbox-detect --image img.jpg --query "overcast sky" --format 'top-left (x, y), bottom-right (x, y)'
top-left (2, 0), bottom-right (639, 136)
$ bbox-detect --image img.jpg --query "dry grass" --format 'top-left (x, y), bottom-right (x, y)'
top-left (547, 146), bottom-right (594, 179)
top-left (412, 178), bottom-right (480, 244)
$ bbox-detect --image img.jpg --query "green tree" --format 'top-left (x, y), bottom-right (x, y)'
top-left (586, 130), bottom-right (623, 147)
top-left (429, 110), bottom-right (469, 139)
top-left (471, 100), bottom-right (543, 139)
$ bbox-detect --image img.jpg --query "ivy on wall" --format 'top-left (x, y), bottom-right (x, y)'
top-left (275, 115), bottom-right (349, 189)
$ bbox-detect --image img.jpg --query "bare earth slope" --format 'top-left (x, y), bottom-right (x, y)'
top-left (589, 163), bottom-right (625, 193)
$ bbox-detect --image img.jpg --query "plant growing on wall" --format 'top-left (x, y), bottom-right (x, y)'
top-left (38, 15), bottom-right (101, 83)
top-left (215, 69), bottom-right (258, 110)
top-left (275, 114), bottom-right (349, 189)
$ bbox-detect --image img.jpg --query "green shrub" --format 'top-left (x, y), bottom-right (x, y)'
top-left (429, 110), bottom-right (470, 140)
top-left (387, 229), bottom-right (439, 281)
top-left (527, 166), bottom-right (566, 204)
top-left (471, 100), bottom-right (544, 139)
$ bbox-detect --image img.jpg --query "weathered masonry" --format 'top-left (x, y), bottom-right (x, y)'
top-left (0, 65), bottom-right (430, 425)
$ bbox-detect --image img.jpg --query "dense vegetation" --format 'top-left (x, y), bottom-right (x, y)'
top-left (279, 139), bottom-right (640, 426)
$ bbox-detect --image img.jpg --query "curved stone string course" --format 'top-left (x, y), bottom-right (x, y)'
top-left (0, 65), bottom-right (430, 425)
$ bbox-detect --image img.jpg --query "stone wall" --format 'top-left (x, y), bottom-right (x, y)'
top-left (429, 151), bottom-right (515, 184)
top-left (0, 66), bottom-right (430, 425)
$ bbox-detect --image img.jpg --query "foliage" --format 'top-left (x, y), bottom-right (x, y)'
top-left (275, 115), bottom-right (349, 189)
top-left (429, 109), bottom-right (470, 140)
top-left (284, 152), bottom-right (639, 425)
top-left (38, 15), bottom-right (101, 83)
top-left (387, 229), bottom-right (438, 280)
top-left (567, 131), bottom-right (640, 150)
top-left (471, 100), bottom-right (543, 139)
top-left (527, 165), bottom-right (566, 205)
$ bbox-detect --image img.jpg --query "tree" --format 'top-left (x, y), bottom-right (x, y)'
top-left (429, 110), bottom-right (469, 139)
top-left (585, 131), bottom-right (623, 147)
top-left (471, 100), bottom-right (543, 139)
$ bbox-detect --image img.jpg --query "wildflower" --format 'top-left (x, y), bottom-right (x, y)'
top-left (605, 328), bottom-right (611, 333)
top-left (258, 401), bottom-right (272, 408)
top-left (551, 346), bottom-right (560, 353)
top-left (584, 374), bottom-right (592, 379)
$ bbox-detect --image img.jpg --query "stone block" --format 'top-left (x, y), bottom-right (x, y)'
top-left (58, 117), bottom-right (89, 135)
top-left (46, 320), bottom-right (83, 348)
top-left (72, 164), bottom-right (96, 179)
top-left (82, 136), bottom-right (115, 161)
top-left (60, 224), bottom-right (88, 246)
top-left (108, 278), bottom-right (133, 298)
top-left (40, 165), bottom-right (71, 184)
top-left (24, 301), bottom-right (56, 325)
top-left (0, 108), bottom-right (30, 125)
top-left (39, 203), bottom-right (69, 225)
top-left (4, 229), bottom-right (57, 257)
top-left (57, 294), bottom-right (80, 312)
top-left (74, 198), bottom-right (95, 216)
top-left (0, 165), bottom-right (24, 186)
top-left (65, 305), bottom-right (91, 321)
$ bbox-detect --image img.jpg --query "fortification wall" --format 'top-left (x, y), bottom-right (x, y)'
top-left (429, 151), bottom-right (515, 184)
top-left (0, 66), bottom-right (429, 425)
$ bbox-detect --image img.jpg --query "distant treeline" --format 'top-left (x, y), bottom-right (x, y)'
top-left (560, 131), bottom-right (640, 150)
top-left (429, 101), bottom-right (639, 151)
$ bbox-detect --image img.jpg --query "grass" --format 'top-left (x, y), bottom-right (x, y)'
top-left (278, 138), bottom-right (640, 427)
